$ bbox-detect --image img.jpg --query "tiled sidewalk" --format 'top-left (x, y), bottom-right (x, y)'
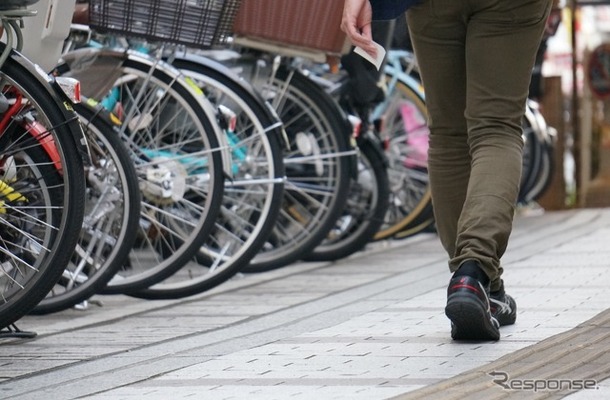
top-left (1, 208), bottom-right (609, 400)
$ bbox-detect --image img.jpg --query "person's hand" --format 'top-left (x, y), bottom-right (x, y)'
top-left (341, 0), bottom-right (377, 58)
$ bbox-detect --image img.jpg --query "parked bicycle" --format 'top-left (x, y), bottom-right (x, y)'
top-left (232, 51), bottom-right (357, 271)
top-left (63, 0), bottom-right (288, 298)
top-left (299, 57), bottom-right (391, 261)
top-left (31, 99), bottom-right (141, 314)
top-left (0, 0), bottom-right (88, 331)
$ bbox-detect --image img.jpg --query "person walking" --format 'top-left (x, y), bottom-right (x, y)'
top-left (341, 0), bottom-right (552, 341)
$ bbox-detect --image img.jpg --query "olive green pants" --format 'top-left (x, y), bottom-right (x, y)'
top-left (406, 0), bottom-right (552, 291)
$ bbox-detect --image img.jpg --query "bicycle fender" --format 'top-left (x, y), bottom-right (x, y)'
top-left (358, 130), bottom-right (389, 168)
top-left (7, 46), bottom-right (91, 164)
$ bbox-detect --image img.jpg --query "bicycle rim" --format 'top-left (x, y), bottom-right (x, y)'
top-left (245, 65), bottom-right (354, 272)
top-left (304, 136), bottom-right (390, 261)
top-left (58, 50), bottom-right (225, 293)
top-left (32, 100), bottom-right (141, 314)
top-left (374, 73), bottom-right (433, 240)
top-left (131, 56), bottom-right (285, 299)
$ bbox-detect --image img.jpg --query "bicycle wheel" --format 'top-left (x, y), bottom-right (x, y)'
top-left (525, 134), bottom-right (554, 203)
top-left (373, 70), bottom-right (434, 241)
top-left (0, 47), bottom-right (86, 328)
top-left (31, 100), bottom-right (141, 314)
top-left (520, 127), bottom-right (555, 204)
top-left (519, 103), bottom-right (544, 204)
top-left (243, 64), bottom-right (355, 272)
top-left (131, 54), bottom-right (285, 299)
top-left (519, 100), bottom-right (557, 204)
top-left (303, 133), bottom-right (390, 261)
top-left (57, 48), bottom-right (225, 293)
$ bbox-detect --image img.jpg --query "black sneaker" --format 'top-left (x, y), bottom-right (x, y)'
top-left (445, 275), bottom-right (500, 341)
top-left (490, 290), bottom-right (517, 326)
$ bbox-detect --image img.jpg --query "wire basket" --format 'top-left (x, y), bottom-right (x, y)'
top-left (88, 0), bottom-right (242, 49)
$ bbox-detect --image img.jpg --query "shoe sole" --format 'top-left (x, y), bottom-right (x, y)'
top-left (446, 293), bottom-right (500, 341)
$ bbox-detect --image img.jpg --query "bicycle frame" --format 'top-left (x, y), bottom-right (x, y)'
top-left (373, 50), bottom-right (425, 126)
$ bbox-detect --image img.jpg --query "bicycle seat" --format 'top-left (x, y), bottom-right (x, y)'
top-left (0, 0), bottom-right (40, 10)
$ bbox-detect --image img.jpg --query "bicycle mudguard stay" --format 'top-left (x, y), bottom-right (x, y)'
top-left (171, 50), bottom-right (290, 152)
top-left (3, 44), bottom-right (92, 164)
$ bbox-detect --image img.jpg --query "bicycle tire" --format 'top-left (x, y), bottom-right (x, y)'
top-left (391, 206), bottom-right (436, 239)
top-left (243, 64), bottom-right (354, 272)
top-left (31, 100), bottom-right (141, 314)
top-left (0, 47), bottom-right (86, 328)
top-left (57, 48), bottom-right (225, 293)
top-left (131, 55), bottom-right (285, 299)
top-left (303, 133), bottom-right (390, 261)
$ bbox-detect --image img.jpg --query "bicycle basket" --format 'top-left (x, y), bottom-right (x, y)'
top-left (232, 0), bottom-right (350, 56)
top-left (88, 0), bottom-right (241, 49)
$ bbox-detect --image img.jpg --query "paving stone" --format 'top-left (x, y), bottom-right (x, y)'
top-left (1, 209), bottom-right (610, 399)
